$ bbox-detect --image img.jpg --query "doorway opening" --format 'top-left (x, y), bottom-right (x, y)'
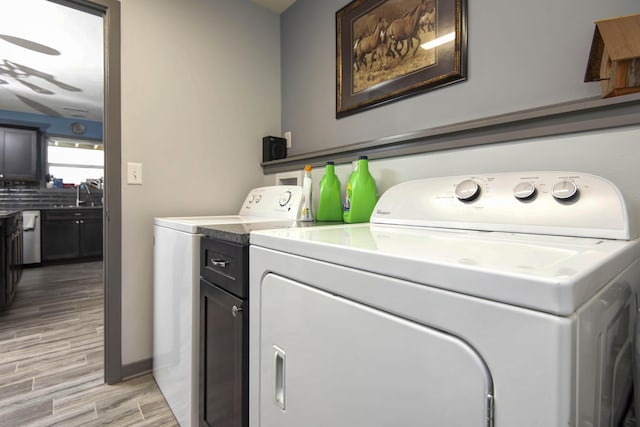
top-left (0, 0), bottom-right (121, 383)
top-left (47, 0), bottom-right (122, 385)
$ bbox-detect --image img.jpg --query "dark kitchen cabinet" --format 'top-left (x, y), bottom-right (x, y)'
top-left (1, 212), bottom-right (23, 309)
top-left (200, 280), bottom-right (247, 427)
top-left (42, 208), bottom-right (103, 262)
top-left (0, 127), bottom-right (38, 181)
top-left (79, 215), bottom-right (103, 257)
top-left (200, 237), bottom-right (249, 427)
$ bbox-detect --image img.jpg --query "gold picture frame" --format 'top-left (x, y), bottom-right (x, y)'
top-left (336, 0), bottom-right (467, 118)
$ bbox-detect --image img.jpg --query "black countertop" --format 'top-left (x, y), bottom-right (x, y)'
top-left (40, 206), bottom-right (103, 210)
top-left (197, 220), bottom-right (339, 245)
top-left (0, 206), bottom-right (102, 220)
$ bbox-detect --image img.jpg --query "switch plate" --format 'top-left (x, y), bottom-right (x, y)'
top-left (284, 131), bottom-right (292, 148)
top-left (127, 162), bottom-right (143, 185)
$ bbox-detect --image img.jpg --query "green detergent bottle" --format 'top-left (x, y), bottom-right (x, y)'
top-left (343, 156), bottom-right (377, 223)
top-left (316, 162), bottom-right (343, 221)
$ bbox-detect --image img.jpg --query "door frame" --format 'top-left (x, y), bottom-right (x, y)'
top-left (50, 0), bottom-right (122, 384)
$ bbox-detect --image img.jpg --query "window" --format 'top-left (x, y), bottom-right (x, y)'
top-left (47, 138), bottom-right (104, 185)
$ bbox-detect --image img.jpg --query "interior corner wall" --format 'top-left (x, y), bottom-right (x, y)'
top-left (120, 0), bottom-right (281, 366)
top-left (280, 0), bottom-right (640, 155)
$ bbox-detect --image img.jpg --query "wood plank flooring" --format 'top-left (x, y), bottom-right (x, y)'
top-left (0, 261), bottom-right (179, 426)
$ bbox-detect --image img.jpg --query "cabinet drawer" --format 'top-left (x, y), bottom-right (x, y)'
top-left (43, 209), bottom-right (102, 221)
top-left (200, 237), bottom-right (248, 298)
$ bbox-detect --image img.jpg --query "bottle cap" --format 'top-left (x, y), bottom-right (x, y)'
top-left (304, 165), bottom-right (312, 172)
top-left (326, 161), bottom-right (335, 165)
top-left (358, 155), bottom-right (368, 160)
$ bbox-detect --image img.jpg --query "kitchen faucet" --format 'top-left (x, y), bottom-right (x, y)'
top-left (76, 183), bottom-right (91, 207)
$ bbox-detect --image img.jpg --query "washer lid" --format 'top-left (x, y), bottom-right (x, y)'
top-left (154, 185), bottom-right (304, 233)
top-left (154, 215), bottom-right (286, 234)
top-left (250, 224), bottom-right (640, 315)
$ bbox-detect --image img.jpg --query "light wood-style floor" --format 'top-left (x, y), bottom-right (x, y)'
top-left (0, 261), bottom-right (179, 426)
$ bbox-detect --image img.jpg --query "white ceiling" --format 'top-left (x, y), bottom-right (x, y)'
top-left (0, 0), bottom-right (104, 121)
top-left (0, 0), bottom-right (295, 123)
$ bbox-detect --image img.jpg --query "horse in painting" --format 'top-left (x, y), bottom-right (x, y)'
top-left (386, 0), bottom-right (434, 58)
top-left (353, 17), bottom-right (389, 71)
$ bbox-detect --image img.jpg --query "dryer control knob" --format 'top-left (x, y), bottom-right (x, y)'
top-left (552, 180), bottom-right (578, 201)
top-left (514, 182), bottom-right (536, 200)
top-left (455, 179), bottom-right (480, 201)
top-left (279, 191), bottom-right (292, 206)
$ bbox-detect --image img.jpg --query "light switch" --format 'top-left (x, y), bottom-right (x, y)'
top-left (127, 162), bottom-right (143, 185)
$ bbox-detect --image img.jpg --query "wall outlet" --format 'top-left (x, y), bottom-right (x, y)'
top-left (284, 131), bottom-right (292, 148)
top-left (127, 162), bottom-right (143, 185)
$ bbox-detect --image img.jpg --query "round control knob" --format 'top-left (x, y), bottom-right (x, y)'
top-left (254, 195), bottom-right (262, 203)
top-left (552, 180), bottom-right (578, 201)
top-left (514, 182), bottom-right (536, 200)
top-left (455, 179), bottom-right (480, 201)
top-left (248, 195), bottom-right (255, 203)
top-left (279, 191), bottom-right (292, 206)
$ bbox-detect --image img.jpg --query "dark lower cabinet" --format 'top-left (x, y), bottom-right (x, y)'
top-left (42, 209), bottom-right (103, 262)
top-left (79, 215), bottom-right (103, 257)
top-left (1, 212), bottom-right (23, 309)
top-left (200, 279), bottom-right (248, 427)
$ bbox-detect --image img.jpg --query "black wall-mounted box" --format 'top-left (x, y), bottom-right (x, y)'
top-left (262, 136), bottom-right (287, 162)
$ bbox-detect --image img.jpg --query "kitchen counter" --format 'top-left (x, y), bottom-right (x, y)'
top-left (197, 220), bottom-right (337, 244)
top-left (41, 206), bottom-right (103, 210)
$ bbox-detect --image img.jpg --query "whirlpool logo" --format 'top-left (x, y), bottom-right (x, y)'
top-left (376, 209), bottom-right (391, 215)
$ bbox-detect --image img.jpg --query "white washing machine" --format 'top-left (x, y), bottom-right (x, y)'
top-left (249, 172), bottom-right (640, 427)
top-left (153, 186), bottom-right (303, 427)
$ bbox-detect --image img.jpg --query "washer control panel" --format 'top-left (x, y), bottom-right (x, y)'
top-left (372, 172), bottom-right (631, 239)
top-left (239, 186), bottom-right (303, 219)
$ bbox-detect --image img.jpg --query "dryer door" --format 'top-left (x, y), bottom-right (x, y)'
top-left (258, 274), bottom-right (494, 427)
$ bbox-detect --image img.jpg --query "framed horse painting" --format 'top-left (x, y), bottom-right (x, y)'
top-left (336, 0), bottom-right (467, 118)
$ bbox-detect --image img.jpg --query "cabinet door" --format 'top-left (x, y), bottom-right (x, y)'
top-left (1, 128), bottom-right (37, 180)
top-left (0, 223), bottom-right (6, 307)
top-left (42, 219), bottom-right (80, 261)
top-left (79, 217), bottom-right (103, 257)
top-left (5, 230), bottom-right (19, 305)
top-left (200, 279), bottom-right (247, 427)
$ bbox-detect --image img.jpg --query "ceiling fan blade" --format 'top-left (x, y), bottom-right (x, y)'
top-left (0, 34), bottom-right (60, 55)
top-left (16, 94), bottom-right (62, 117)
top-left (16, 78), bottom-right (54, 95)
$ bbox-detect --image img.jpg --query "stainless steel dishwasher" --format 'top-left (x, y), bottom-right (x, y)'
top-left (22, 210), bottom-right (41, 265)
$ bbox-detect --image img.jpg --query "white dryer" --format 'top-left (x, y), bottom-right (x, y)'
top-left (249, 172), bottom-right (640, 427)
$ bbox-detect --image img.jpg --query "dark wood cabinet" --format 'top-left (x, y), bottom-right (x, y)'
top-left (79, 215), bottom-right (103, 257)
top-left (200, 237), bottom-right (249, 427)
top-left (1, 212), bottom-right (23, 308)
top-left (200, 279), bottom-right (247, 427)
top-left (0, 127), bottom-right (38, 181)
top-left (42, 208), bottom-right (103, 262)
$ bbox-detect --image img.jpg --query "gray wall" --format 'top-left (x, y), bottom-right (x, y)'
top-left (280, 0), bottom-right (640, 154)
top-left (273, 0), bottom-right (640, 234)
top-left (120, 0), bottom-right (281, 365)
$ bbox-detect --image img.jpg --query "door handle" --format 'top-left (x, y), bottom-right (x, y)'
top-left (274, 345), bottom-right (286, 410)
